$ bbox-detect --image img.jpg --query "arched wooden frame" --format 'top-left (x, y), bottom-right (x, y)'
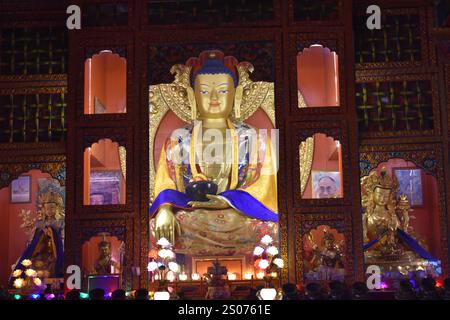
top-left (70, 33), bottom-right (134, 122)
top-left (288, 32), bottom-right (346, 117)
top-left (0, 157), bottom-right (66, 190)
top-left (73, 218), bottom-right (133, 290)
top-left (294, 213), bottom-right (353, 284)
top-left (75, 128), bottom-right (133, 214)
top-left (301, 224), bottom-right (346, 282)
top-left (299, 133), bottom-right (343, 200)
top-left (296, 44), bottom-right (340, 108)
top-left (83, 51), bottom-right (127, 115)
top-left (291, 121), bottom-right (351, 209)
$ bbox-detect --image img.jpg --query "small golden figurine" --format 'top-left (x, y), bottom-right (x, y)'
top-left (305, 229), bottom-right (345, 281)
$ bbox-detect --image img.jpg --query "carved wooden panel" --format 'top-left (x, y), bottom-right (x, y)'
top-left (294, 212), bottom-right (354, 284)
top-left (0, 154), bottom-right (65, 189)
top-left (354, 7), bottom-right (433, 69)
top-left (147, 0), bottom-right (278, 27)
top-left (148, 41), bottom-right (276, 85)
top-left (0, 27), bottom-right (67, 75)
top-left (72, 218), bottom-right (134, 290)
top-left (355, 73), bottom-right (441, 138)
top-left (288, 0), bottom-right (344, 26)
top-left (75, 127), bottom-right (134, 215)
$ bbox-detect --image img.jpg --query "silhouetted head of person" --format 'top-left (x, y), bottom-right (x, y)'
top-left (112, 289), bottom-right (126, 300)
top-left (246, 288), bottom-right (258, 300)
top-left (399, 279), bottom-right (413, 291)
top-left (352, 281), bottom-right (368, 299)
top-left (255, 285), bottom-right (264, 291)
top-left (329, 281), bottom-right (346, 298)
top-left (135, 288), bottom-right (149, 300)
top-left (281, 282), bottom-right (299, 300)
top-left (305, 283), bottom-right (323, 299)
top-left (0, 286), bottom-right (10, 300)
top-left (421, 277), bottom-right (436, 291)
top-left (89, 288), bottom-right (105, 300)
top-left (444, 278), bottom-right (450, 290)
top-left (282, 283), bottom-right (297, 295)
top-left (66, 289), bottom-right (81, 300)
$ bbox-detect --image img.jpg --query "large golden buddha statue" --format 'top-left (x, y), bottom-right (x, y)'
top-left (149, 51), bottom-right (278, 256)
top-left (361, 168), bottom-right (436, 266)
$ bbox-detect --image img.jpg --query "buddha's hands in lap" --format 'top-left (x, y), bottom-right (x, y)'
top-left (188, 194), bottom-right (230, 209)
top-left (155, 204), bottom-right (181, 245)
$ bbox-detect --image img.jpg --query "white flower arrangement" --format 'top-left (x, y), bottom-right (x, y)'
top-left (253, 235), bottom-right (284, 283)
top-left (149, 238), bottom-right (180, 288)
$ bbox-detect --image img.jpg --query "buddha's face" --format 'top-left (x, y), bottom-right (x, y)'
top-left (194, 73), bottom-right (235, 119)
top-left (373, 187), bottom-right (391, 206)
top-left (99, 244), bottom-right (111, 258)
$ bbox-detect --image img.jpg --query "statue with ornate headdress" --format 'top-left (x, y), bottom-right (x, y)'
top-left (10, 181), bottom-right (65, 284)
top-left (305, 229), bottom-right (345, 281)
top-left (361, 168), bottom-right (437, 269)
top-left (148, 50), bottom-right (279, 256)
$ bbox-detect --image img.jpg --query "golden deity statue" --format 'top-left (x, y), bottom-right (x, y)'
top-left (361, 167), bottom-right (434, 266)
top-left (305, 229), bottom-right (345, 281)
top-left (149, 50), bottom-right (278, 256)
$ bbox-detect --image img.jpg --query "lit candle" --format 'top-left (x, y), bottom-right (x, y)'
top-left (166, 271), bottom-right (176, 282)
top-left (191, 273), bottom-right (200, 281)
top-left (179, 273), bottom-right (188, 281)
top-left (243, 273), bottom-right (253, 280)
top-left (256, 272), bottom-right (265, 280)
top-left (228, 273), bottom-right (237, 281)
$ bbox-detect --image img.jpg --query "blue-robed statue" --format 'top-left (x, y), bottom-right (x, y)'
top-left (10, 183), bottom-right (65, 286)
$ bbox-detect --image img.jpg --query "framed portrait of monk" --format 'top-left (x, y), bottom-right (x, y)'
top-left (394, 168), bottom-right (424, 207)
top-left (311, 171), bottom-right (341, 199)
top-left (10, 175), bottom-right (31, 203)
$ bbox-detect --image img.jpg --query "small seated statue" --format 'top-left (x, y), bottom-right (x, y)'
top-left (306, 229), bottom-right (345, 281)
top-left (93, 239), bottom-right (120, 275)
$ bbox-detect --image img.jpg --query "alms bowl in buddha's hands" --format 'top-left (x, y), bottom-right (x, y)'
top-left (185, 181), bottom-right (218, 202)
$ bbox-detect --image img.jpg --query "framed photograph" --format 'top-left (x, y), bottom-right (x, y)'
top-left (10, 175), bottom-right (31, 203)
top-left (311, 171), bottom-right (341, 199)
top-left (89, 170), bottom-right (122, 205)
top-left (394, 168), bottom-right (424, 207)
